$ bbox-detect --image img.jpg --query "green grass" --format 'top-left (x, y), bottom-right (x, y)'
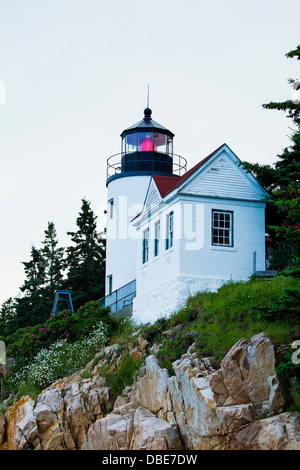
top-left (99, 352), bottom-right (143, 402)
top-left (109, 317), bottom-right (139, 346)
top-left (15, 381), bottom-right (42, 403)
top-left (148, 276), bottom-right (300, 373)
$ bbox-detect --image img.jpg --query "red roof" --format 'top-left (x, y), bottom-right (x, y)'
top-left (153, 144), bottom-right (225, 198)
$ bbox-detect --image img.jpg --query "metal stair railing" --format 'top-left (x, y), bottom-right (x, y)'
top-left (98, 280), bottom-right (136, 314)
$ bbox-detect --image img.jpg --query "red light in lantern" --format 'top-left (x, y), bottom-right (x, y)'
top-left (140, 137), bottom-right (153, 151)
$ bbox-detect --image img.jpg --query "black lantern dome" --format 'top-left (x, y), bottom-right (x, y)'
top-left (121, 107), bottom-right (174, 138)
top-left (120, 107), bottom-right (174, 175)
top-left (106, 108), bottom-right (187, 184)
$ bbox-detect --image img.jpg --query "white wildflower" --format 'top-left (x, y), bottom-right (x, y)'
top-left (7, 322), bottom-right (109, 390)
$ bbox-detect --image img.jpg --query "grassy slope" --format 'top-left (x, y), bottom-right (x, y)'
top-left (138, 276), bottom-right (300, 375)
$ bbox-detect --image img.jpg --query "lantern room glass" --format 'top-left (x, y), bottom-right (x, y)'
top-left (123, 132), bottom-right (173, 155)
top-left (167, 136), bottom-right (173, 155)
top-left (125, 133), bottom-right (138, 153)
top-left (154, 133), bottom-right (166, 153)
top-left (138, 132), bottom-right (154, 151)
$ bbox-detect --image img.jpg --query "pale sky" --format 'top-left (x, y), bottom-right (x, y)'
top-left (0, 0), bottom-right (299, 305)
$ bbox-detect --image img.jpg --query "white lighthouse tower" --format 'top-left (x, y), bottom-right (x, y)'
top-left (104, 107), bottom-right (186, 314)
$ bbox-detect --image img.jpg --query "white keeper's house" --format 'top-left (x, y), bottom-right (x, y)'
top-left (101, 107), bottom-right (268, 324)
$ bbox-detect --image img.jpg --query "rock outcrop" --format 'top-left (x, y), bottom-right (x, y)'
top-left (0, 332), bottom-right (299, 450)
top-left (0, 412), bottom-right (6, 447)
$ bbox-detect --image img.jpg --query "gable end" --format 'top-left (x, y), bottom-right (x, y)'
top-left (180, 150), bottom-right (266, 201)
top-left (144, 178), bottom-right (162, 212)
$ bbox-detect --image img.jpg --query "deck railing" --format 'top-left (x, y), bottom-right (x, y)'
top-left (98, 279), bottom-right (136, 314)
top-left (107, 152), bottom-right (187, 179)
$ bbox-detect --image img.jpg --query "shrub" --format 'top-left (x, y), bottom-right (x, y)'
top-left (256, 288), bottom-right (300, 324)
top-left (289, 384), bottom-right (300, 412)
top-left (276, 349), bottom-right (300, 412)
top-left (2, 301), bottom-right (113, 365)
top-left (276, 351), bottom-right (300, 383)
top-left (281, 268), bottom-right (300, 279)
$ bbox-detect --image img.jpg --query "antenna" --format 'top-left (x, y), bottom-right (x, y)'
top-left (147, 83), bottom-right (150, 108)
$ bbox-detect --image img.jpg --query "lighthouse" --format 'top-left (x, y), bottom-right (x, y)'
top-left (102, 106), bottom-right (268, 324)
top-left (104, 107), bottom-right (187, 314)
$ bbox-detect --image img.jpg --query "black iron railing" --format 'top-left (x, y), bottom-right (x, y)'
top-left (107, 152), bottom-right (187, 179)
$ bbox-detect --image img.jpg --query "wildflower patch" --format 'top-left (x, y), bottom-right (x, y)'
top-left (1, 301), bottom-right (114, 365)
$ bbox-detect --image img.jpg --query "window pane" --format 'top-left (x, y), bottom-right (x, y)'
top-left (154, 221), bottom-right (160, 257)
top-left (143, 229), bottom-right (149, 263)
top-left (126, 133), bottom-right (137, 153)
top-left (169, 213), bottom-right (173, 232)
top-left (154, 133), bottom-right (166, 153)
top-left (138, 132), bottom-right (153, 151)
top-left (166, 212), bottom-right (174, 249)
top-left (167, 136), bottom-right (173, 155)
top-left (156, 222), bottom-right (160, 239)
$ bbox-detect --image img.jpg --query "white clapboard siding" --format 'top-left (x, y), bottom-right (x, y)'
top-left (183, 155), bottom-right (262, 200)
top-left (145, 178), bottom-right (162, 211)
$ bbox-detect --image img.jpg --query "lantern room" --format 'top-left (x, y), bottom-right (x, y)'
top-left (121, 108), bottom-right (174, 156)
top-left (106, 108), bottom-right (187, 184)
top-left (120, 107), bottom-right (174, 175)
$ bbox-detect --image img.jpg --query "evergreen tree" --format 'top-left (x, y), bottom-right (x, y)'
top-left (262, 44), bottom-right (300, 126)
top-left (14, 222), bottom-right (66, 328)
top-left (42, 221), bottom-right (65, 294)
top-left (241, 45), bottom-right (300, 269)
top-left (65, 199), bottom-right (106, 309)
top-left (0, 297), bottom-right (17, 337)
top-left (16, 246), bottom-right (48, 328)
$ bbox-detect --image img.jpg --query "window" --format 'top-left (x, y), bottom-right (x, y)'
top-left (153, 133), bottom-right (166, 153)
top-left (154, 220), bottom-right (160, 257)
top-left (107, 275), bottom-right (113, 295)
top-left (212, 210), bottom-right (233, 246)
top-left (108, 199), bottom-right (114, 219)
top-left (166, 136), bottom-right (173, 155)
top-left (125, 133), bottom-right (137, 153)
top-left (166, 211), bottom-right (174, 250)
top-left (142, 228), bottom-right (149, 264)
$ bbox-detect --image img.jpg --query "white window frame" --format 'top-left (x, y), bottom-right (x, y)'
top-left (154, 220), bottom-right (160, 257)
top-left (166, 211), bottom-right (174, 250)
top-left (212, 210), bottom-right (233, 247)
top-left (142, 228), bottom-right (149, 264)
